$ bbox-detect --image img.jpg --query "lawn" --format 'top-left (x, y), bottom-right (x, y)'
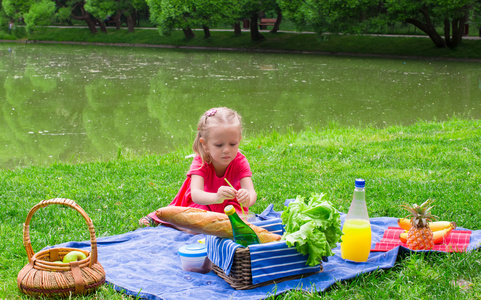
top-left (1, 117), bottom-right (481, 298)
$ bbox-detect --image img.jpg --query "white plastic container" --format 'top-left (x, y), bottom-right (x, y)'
top-left (178, 243), bottom-right (212, 274)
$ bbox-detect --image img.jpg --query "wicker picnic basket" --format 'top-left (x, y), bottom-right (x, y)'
top-left (17, 198), bottom-right (106, 297)
top-left (212, 246), bottom-right (323, 290)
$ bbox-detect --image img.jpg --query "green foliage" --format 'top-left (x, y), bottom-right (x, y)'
top-left (131, 0), bottom-right (148, 11)
top-left (194, 0), bottom-right (242, 27)
top-left (384, 0), bottom-right (474, 21)
top-left (278, 0), bottom-right (382, 34)
top-left (0, 7), bottom-right (9, 32)
top-left (84, 0), bottom-right (116, 20)
top-left (56, 6), bottom-right (70, 22)
top-left (147, 0), bottom-right (196, 35)
top-left (2, 0), bottom-right (34, 20)
top-left (23, 0), bottom-right (56, 33)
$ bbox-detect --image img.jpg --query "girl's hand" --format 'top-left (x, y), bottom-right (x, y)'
top-left (215, 186), bottom-right (236, 204)
top-left (236, 188), bottom-right (250, 207)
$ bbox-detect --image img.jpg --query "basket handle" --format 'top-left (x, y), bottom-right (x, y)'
top-left (22, 198), bottom-right (99, 267)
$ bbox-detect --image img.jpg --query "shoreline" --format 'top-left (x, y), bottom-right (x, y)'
top-left (3, 39), bottom-right (481, 63)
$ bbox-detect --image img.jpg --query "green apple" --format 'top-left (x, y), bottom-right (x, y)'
top-left (52, 260), bottom-right (64, 263)
top-left (62, 250), bottom-right (87, 263)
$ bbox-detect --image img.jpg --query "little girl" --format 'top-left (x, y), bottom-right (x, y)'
top-left (139, 107), bottom-right (257, 227)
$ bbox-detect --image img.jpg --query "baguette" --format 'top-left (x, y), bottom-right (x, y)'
top-left (155, 206), bottom-right (281, 244)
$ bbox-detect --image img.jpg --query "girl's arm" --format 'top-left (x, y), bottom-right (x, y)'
top-left (190, 174), bottom-right (236, 205)
top-left (236, 177), bottom-right (257, 208)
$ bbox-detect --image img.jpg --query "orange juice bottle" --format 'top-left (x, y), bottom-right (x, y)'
top-left (341, 179), bottom-right (372, 262)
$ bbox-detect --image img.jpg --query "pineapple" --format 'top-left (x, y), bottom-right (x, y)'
top-left (401, 199), bottom-right (437, 250)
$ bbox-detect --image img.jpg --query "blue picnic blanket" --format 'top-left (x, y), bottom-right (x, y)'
top-left (47, 204), bottom-right (481, 300)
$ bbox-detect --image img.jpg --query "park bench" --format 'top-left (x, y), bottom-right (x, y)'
top-left (104, 15), bottom-right (127, 27)
top-left (105, 19), bottom-right (117, 26)
top-left (259, 18), bottom-right (277, 28)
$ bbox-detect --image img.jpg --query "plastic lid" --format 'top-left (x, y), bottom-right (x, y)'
top-left (355, 178), bottom-right (365, 188)
top-left (178, 244), bottom-right (207, 257)
top-left (224, 204), bottom-right (235, 216)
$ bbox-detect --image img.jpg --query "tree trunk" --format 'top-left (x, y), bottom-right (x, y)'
top-left (405, 6), bottom-right (445, 48)
top-left (258, 11), bottom-right (266, 30)
top-left (250, 15), bottom-right (265, 41)
top-left (234, 22), bottom-right (242, 36)
top-left (270, 12), bottom-right (282, 34)
top-left (131, 10), bottom-right (137, 27)
top-left (126, 14), bottom-right (135, 32)
top-left (85, 19), bottom-right (98, 34)
top-left (182, 27), bottom-right (196, 39)
top-left (114, 12), bottom-right (122, 30)
top-left (70, 4), bottom-right (97, 34)
top-left (444, 18), bottom-right (451, 46)
top-left (97, 18), bottom-right (108, 33)
top-left (202, 25), bottom-right (211, 39)
top-left (444, 14), bottom-right (467, 49)
top-left (444, 18), bottom-right (465, 49)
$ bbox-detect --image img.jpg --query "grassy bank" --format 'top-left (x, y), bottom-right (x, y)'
top-left (2, 27), bottom-right (481, 60)
top-left (1, 118), bottom-right (481, 298)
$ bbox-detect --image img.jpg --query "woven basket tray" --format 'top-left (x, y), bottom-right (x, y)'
top-left (17, 198), bottom-right (106, 297)
top-left (212, 246), bottom-right (323, 290)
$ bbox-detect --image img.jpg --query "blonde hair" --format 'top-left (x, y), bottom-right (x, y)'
top-left (193, 107), bottom-right (242, 165)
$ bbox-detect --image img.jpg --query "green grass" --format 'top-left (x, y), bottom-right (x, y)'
top-left (1, 117), bottom-right (481, 298)
top-left (2, 26), bottom-right (481, 60)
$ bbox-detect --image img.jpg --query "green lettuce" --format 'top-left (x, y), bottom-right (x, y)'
top-left (281, 193), bottom-right (342, 266)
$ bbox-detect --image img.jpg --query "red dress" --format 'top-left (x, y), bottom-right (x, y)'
top-left (148, 151), bottom-right (253, 223)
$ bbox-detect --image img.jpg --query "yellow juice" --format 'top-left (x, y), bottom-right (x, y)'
top-left (341, 219), bottom-right (372, 262)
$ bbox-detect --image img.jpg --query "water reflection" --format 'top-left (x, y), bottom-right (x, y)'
top-left (1, 43), bottom-right (480, 169)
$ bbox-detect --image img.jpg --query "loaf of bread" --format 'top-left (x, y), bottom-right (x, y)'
top-left (155, 206), bottom-right (281, 244)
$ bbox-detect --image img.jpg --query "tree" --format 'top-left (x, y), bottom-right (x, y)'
top-left (85, 0), bottom-right (146, 32)
top-left (2, 0), bottom-right (32, 21)
top-left (384, 0), bottom-right (478, 48)
top-left (144, 0), bottom-right (280, 41)
top-left (193, 0), bottom-right (241, 39)
top-left (2, 0), bottom-right (56, 33)
top-left (1, 0), bottom-right (109, 34)
top-left (0, 2), bottom-right (12, 33)
top-left (68, 0), bottom-right (106, 33)
top-left (23, 0), bottom-right (56, 32)
top-left (278, 0), bottom-right (381, 34)
top-left (146, 0), bottom-right (196, 39)
top-left (84, 0), bottom-right (115, 29)
top-left (238, 0), bottom-right (279, 41)
top-left (279, 0), bottom-right (479, 49)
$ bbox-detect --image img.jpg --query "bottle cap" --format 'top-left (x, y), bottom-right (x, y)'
top-left (355, 178), bottom-right (365, 188)
top-left (224, 205), bottom-right (236, 216)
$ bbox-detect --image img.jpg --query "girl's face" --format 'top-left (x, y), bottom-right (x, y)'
top-left (201, 125), bottom-right (241, 174)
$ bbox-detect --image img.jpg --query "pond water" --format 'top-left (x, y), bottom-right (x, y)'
top-left (1, 43), bottom-right (480, 169)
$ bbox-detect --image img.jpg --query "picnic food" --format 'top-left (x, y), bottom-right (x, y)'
top-left (155, 206), bottom-right (281, 243)
top-left (281, 194), bottom-right (342, 266)
top-left (178, 244), bottom-right (212, 274)
top-left (399, 225), bottom-right (454, 244)
top-left (397, 218), bottom-right (456, 232)
top-left (62, 250), bottom-right (87, 263)
top-left (401, 199), bottom-right (437, 250)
